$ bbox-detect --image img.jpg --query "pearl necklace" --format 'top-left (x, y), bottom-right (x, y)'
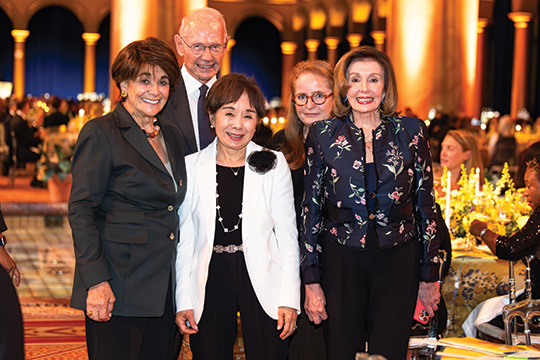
top-left (215, 166), bottom-right (244, 233)
top-left (141, 118), bottom-right (161, 139)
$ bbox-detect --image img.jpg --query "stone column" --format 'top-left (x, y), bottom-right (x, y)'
top-left (220, 39), bottom-right (236, 76)
top-left (324, 37), bottom-right (340, 66)
top-left (508, 12), bottom-right (532, 119)
top-left (281, 42), bottom-right (298, 103)
top-left (473, 19), bottom-right (488, 119)
top-left (346, 34), bottom-right (362, 49)
top-left (387, 0), bottom-right (478, 118)
top-left (11, 30), bottom-right (30, 100)
top-left (305, 39), bottom-right (320, 61)
top-left (370, 30), bottom-right (386, 52)
top-left (82, 33), bottom-right (101, 94)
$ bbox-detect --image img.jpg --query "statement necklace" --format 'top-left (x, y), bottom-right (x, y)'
top-left (215, 167), bottom-right (243, 233)
top-left (141, 118), bottom-right (161, 139)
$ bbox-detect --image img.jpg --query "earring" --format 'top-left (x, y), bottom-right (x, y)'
top-left (342, 94), bottom-right (349, 105)
top-left (121, 90), bottom-right (127, 99)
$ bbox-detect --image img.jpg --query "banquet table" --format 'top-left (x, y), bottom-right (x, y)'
top-left (441, 245), bottom-right (526, 337)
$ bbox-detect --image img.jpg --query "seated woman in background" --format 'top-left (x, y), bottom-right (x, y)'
top-left (439, 129), bottom-right (484, 192)
top-left (268, 59), bottom-right (334, 360)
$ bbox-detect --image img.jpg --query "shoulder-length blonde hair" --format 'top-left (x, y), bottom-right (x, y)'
top-left (333, 46), bottom-right (398, 118)
top-left (280, 60), bottom-right (334, 170)
top-left (445, 129), bottom-right (485, 186)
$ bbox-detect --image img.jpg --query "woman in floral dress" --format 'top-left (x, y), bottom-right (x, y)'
top-left (300, 46), bottom-right (440, 360)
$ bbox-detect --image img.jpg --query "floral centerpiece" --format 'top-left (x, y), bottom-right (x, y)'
top-left (436, 163), bottom-right (531, 241)
top-left (37, 124), bottom-right (78, 183)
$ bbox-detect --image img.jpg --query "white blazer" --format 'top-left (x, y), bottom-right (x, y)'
top-left (175, 140), bottom-right (301, 322)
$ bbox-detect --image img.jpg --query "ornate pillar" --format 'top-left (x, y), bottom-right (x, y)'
top-left (324, 37), bottom-right (340, 67)
top-left (508, 12), bottom-right (532, 119)
top-left (370, 30), bottom-right (386, 52)
top-left (281, 42), bottom-right (298, 103)
top-left (11, 30), bottom-right (30, 100)
top-left (82, 33), bottom-right (101, 94)
top-left (305, 39), bottom-right (320, 61)
top-left (346, 34), bottom-right (362, 49)
top-left (220, 39), bottom-right (236, 76)
top-left (473, 19), bottom-right (488, 118)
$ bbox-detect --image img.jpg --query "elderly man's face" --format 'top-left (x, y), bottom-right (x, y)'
top-left (175, 23), bottom-right (227, 84)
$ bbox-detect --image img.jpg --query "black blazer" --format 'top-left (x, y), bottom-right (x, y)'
top-left (69, 104), bottom-right (187, 317)
top-left (159, 74), bottom-right (198, 155)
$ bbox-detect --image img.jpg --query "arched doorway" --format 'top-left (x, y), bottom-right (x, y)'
top-left (26, 6), bottom-right (84, 99)
top-left (231, 17), bottom-right (281, 103)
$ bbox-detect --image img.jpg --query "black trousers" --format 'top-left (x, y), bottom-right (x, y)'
top-left (321, 232), bottom-right (419, 360)
top-left (288, 279), bottom-right (326, 360)
top-left (189, 252), bottom-right (289, 360)
top-left (85, 279), bottom-right (176, 360)
top-left (0, 267), bottom-right (24, 360)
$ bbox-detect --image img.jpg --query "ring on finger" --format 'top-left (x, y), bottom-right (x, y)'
top-left (86, 310), bottom-right (93, 317)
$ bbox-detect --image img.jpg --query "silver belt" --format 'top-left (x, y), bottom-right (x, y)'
top-left (213, 244), bottom-right (243, 254)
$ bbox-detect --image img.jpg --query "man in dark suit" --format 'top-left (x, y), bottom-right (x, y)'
top-left (159, 7), bottom-right (229, 155)
top-left (0, 206), bottom-right (24, 359)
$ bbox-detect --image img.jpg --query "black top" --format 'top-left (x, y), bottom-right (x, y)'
top-left (497, 207), bottom-right (540, 298)
top-left (215, 165), bottom-right (245, 246)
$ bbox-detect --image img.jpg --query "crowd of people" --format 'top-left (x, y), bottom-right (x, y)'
top-left (4, 5), bottom-right (540, 360)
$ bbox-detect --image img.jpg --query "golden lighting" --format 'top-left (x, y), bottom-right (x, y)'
top-left (281, 42), bottom-right (298, 55)
top-left (263, 117), bottom-right (269, 124)
top-left (117, 0), bottom-right (150, 48)
top-left (310, 7), bottom-right (327, 30)
top-left (463, 1), bottom-right (479, 105)
top-left (377, 0), bottom-right (388, 18)
top-left (397, 0), bottom-right (435, 80)
top-left (271, 117), bottom-right (277, 124)
top-left (278, 117), bottom-right (285, 124)
top-left (329, 6), bottom-right (347, 27)
top-left (352, 0), bottom-right (373, 23)
top-left (292, 11), bottom-right (306, 32)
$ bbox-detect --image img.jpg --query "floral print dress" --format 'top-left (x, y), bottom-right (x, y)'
top-left (300, 115), bottom-right (439, 284)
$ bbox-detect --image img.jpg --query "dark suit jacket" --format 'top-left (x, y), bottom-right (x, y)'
top-left (11, 114), bottom-right (41, 162)
top-left (159, 75), bottom-right (198, 155)
top-left (69, 104), bottom-right (187, 317)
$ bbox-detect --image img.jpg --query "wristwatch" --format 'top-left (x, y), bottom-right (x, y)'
top-left (0, 235), bottom-right (6, 247)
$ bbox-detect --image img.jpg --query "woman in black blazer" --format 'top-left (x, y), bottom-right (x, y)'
top-left (69, 38), bottom-right (186, 360)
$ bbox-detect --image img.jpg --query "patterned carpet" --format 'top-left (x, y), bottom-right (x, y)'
top-left (21, 299), bottom-right (87, 360)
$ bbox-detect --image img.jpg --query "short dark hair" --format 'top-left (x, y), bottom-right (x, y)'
top-left (333, 45), bottom-right (398, 118)
top-left (205, 73), bottom-right (266, 119)
top-left (111, 37), bottom-right (180, 97)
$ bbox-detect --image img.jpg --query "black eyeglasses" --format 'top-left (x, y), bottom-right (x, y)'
top-left (292, 92), bottom-right (332, 106)
top-left (180, 36), bottom-right (225, 55)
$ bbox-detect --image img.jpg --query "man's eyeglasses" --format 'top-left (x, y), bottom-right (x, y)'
top-left (181, 36), bottom-right (225, 55)
top-left (292, 92), bottom-right (333, 106)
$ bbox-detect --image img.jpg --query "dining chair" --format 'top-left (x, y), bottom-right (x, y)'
top-left (502, 256), bottom-right (540, 346)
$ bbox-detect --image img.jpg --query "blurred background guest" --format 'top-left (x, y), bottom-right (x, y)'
top-left (301, 46), bottom-right (439, 360)
top-left (69, 37), bottom-right (185, 360)
top-left (487, 114), bottom-right (518, 172)
top-left (516, 141), bottom-right (540, 189)
top-left (44, 95), bottom-right (70, 128)
top-left (268, 59), bottom-right (334, 360)
top-left (175, 73), bottom-right (300, 360)
top-left (439, 129), bottom-right (484, 192)
top-left (10, 97), bottom-right (46, 187)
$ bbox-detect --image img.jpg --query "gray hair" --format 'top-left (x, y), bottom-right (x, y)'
top-left (180, 7), bottom-right (228, 42)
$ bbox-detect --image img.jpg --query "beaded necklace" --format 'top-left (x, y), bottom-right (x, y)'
top-left (141, 118), bottom-right (161, 139)
top-left (215, 166), bottom-right (244, 233)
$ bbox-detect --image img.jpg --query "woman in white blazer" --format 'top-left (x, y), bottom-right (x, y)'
top-left (175, 73), bottom-right (300, 359)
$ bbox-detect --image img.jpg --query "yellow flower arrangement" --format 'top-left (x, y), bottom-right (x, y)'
top-left (437, 163), bottom-right (532, 240)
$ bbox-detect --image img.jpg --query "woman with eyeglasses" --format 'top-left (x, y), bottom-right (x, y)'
top-left (268, 59), bottom-right (333, 360)
top-left (301, 46), bottom-right (440, 360)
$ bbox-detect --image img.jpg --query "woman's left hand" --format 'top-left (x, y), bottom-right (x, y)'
top-left (277, 306), bottom-right (298, 340)
top-left (417, 281), bottom-right (440, 317)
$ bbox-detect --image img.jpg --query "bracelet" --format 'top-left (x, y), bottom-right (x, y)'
top-left (479, 228), bottom-right (489, 239)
